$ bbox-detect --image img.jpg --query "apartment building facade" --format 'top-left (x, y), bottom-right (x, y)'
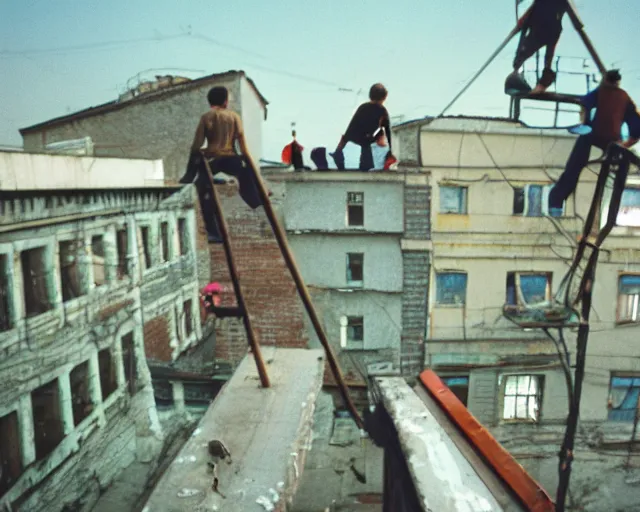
top-left (263, 170), bottom-right (431, 385)
top-left (394, 116), bottom-right (640, 511)
top-left (0, 151), bottom-right (205, 511)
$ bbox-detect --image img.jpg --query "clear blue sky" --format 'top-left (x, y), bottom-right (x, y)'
top-left (1, 0), bottom-right (638, 160)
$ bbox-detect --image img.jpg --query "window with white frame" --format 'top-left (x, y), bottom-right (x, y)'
top-left (0, 410), bottom-right (22, 496)
top-left (345, 316), bottom-right (364, 349)
top-left (138, 226), bottom-right (152, 270)
top-left (513, 185), bottom-right (544, 217)
top-left (347, 192), bottom-right (364, 227)
top-left (436, 272), bottom-right (467, 305)
top-left (91, 235), bottom-right (106, 287)
top-left (346, 253), bottom-right (364, 287)
top-left (506, 272), bottom-right (552, 307)
top-left (177, 218), bottom-right (188, 256)
top-left (32, 379), bottom-right (65, 461)
top-left (183, 299), bottom-right (194, 337)
top-left (98, 348), bottom-right (118, 401)
top-left (501, 374), bottom-right (543, 422)
top-left (0, 254), bottom-right (11, 332)
top-left (618, 274), bottom-right (640, 323)
top-left (608, 374), bottom-right (640, 422)
top-left (116, 227), bottom-right (129, 279)
top-left (439, 185), bottom-right (467, 214)
top-left (59, 240), bottom-right (84, 301)
top-left (69, 361), bottom-right (94, 426)
top-left (121, 332), bottom-right (139, 395)
top-left (21, 247), bottom-right (53, 317)
top-left (617, 188), bottom-right (640, 227)
top-left (160, 222), bottom-right (170, 263)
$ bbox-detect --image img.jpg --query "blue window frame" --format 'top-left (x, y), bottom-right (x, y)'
top-left (608, 376), bottom-right (640, 422)
top-left (436, 272), bottom-right (467, 305)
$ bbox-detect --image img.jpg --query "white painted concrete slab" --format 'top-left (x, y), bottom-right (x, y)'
top-left (143, 347), bottom-right (325, 512)
top-left (0, 150), bottom-right (165, 190)
top-left (376, 377), bottom-right (517, 512)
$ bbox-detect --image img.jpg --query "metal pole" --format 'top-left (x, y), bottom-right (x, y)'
top-left (565, 0), bottom-right (607, 75)
top-left (202, 157), bottom-right (271, 389)
top-left (438, 13), bottom-right (530, 118)
top-left (555, 252), bottom-right (597, 511)
top-left (244, 155), bottom-right (365, 429)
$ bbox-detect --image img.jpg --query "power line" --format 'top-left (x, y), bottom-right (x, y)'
top-left (0, 33), bottom-right (189, 56)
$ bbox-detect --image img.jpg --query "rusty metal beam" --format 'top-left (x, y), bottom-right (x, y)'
top-left (565, 0), bottom-right (608, 76)
top-left (517, 91), bottom-right (583, 105)
top-left (244, 154), bottom-right (365, 430)
top-left (438, 14), bottom-right (530, 118)
top-left (202, 157), bottom-right (271, 389)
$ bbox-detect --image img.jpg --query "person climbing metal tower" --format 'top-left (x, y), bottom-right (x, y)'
top-left (548, 69), bottom-right (640, 217)
top-left (505, 0), bottom-right (569, 95)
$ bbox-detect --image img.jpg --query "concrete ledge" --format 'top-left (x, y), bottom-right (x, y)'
top-left (376, 377), bottom-right (521, 512)
top-left (143, 347), bottom-right (325, 512)
top-left (401, 239), bottom-right (433, 252)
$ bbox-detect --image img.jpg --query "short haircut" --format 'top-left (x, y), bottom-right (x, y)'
top-left (369, 83), bottom-right (388, 102)
top-left (605, 69), bottom-right (622, 83)
top-left (207, 86), bottom-right (229, 106)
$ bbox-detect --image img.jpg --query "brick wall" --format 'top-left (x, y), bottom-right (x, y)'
top-left (404, 185), bottom-right (431, 240)
top-left (207, 183), bottom-right (309, 366)
top-left (400, 252), bottom-right (429, 376)
top-left (143, 314), bottom-right (173, 362)
top-left (21, 76), bottom-right (240, 182)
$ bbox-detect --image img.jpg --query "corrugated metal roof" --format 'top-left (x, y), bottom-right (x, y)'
top-left (20, 70), bottom-right (268, 134)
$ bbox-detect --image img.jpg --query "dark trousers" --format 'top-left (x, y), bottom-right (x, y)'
top-left (332, 143), bottom-right (375, 171)
top-left (549, 135), bottom-right (597, 209)
top-left (182, 154), bottom-right (263, 240)
top-left (513, 28), bottom-right (561, 70)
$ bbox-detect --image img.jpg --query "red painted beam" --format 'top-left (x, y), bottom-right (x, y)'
top-left (419, 369), bottom-right (556, 512)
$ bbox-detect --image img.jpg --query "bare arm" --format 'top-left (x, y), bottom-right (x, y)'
top-left (190, 116), bottom-right (206, 154)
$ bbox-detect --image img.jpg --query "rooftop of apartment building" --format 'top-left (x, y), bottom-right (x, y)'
top-left (18, 70), bottom-right (268, 135)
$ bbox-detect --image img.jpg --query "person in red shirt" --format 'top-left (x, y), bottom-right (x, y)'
top-left (548, 70), bottom-right (640, 216)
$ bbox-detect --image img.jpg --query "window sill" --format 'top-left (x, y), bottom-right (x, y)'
top-left (500, 418), bottom-right (540, 425)
top-left (438, 212), bottom-right (468, 216)
top-left (343, 343), bottom-right (365, 351)
top-left (434, 303), bottom-right (466, 309)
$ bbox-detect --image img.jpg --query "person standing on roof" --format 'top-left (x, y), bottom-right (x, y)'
top-left (548, 70), bottom-right (640, 217)
top-left (505, 0), bottom-right (568, 95)
top-left (332, 83), bottom-right (395, 171)
top-left (179, 86), bottom-right (264, 243)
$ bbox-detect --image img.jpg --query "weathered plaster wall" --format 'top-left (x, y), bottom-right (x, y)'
top-left (283, 180), bottom-right (404, 233)
top-left (0, 186), bottom-right (203, 510)
top-left (0, 150), bottom-right (164, 190)
top-left (288, 234), bottom-right (403, 292)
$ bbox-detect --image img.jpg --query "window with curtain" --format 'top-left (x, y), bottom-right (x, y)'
top-left (608, 375), bottom-right (640, 422)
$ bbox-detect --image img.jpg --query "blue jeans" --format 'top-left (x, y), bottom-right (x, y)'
top-left (549, 134), bottom-right (594, 209)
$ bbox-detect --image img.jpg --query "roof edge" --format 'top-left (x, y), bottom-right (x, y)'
top-left (20, 70), bottom-right (268, 135)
